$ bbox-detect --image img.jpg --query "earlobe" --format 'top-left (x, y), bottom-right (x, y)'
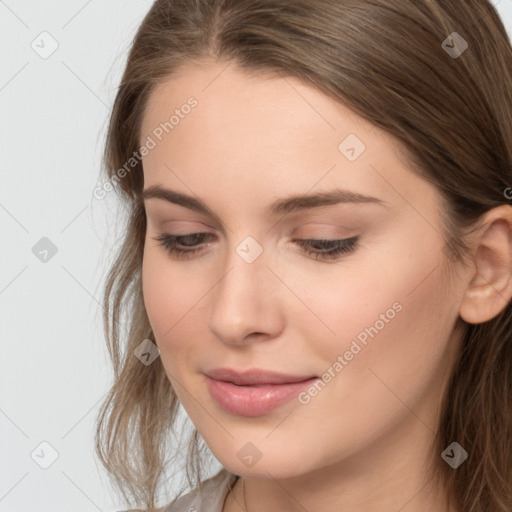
top-left (459, 205), bottom-right (512, 325)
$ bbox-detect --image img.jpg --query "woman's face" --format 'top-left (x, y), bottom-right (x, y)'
top-left (140, 60), bottom-right (466, 478)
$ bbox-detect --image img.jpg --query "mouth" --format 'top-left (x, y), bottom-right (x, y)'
top-left (204, 367), bottom-right (319, 416)
top-left (204, 367), bottom-right (317, 385)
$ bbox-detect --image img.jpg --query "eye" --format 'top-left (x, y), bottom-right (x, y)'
top-left (152, 233), bottom-right (359, 261)
top-left (292, 236), bottom-right (359, 260)
top-left (153, 232), bottom-right (214, 259)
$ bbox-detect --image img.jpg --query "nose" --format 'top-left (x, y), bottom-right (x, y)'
top-left (207, 243), bottom-right (284, 346)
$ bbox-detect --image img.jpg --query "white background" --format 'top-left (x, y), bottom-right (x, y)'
top-left (1, 1), bottom-right (512, 511)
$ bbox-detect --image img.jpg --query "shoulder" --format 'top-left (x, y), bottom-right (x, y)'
top-left (162, 468), bottom-right (238, 512)
top-left (117, 468), bottom-right (238, 512)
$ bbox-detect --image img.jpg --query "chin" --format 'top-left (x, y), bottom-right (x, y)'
top-left (216, 447), bottom-right (319, 480)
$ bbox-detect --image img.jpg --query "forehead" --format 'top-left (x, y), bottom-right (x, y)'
top-left (142, 60), bottom-right (379, 141)
top-left (139, 60), bottom-right (433, 217)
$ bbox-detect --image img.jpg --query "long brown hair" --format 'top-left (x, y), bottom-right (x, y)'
top-left (94, 1), bottom-right (512, 510)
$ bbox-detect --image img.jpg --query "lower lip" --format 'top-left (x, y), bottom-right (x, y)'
top-left (205, 376), bottom-right (319, 416)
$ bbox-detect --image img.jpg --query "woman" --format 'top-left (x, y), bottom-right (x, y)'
top-left (95, 1), bottom-right (512, 511)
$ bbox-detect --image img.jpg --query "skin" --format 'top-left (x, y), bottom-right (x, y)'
top-left (139, 59), bottom-right (512, 512)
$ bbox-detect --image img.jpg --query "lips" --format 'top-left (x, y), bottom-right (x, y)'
top-left (205, 367), bottom-right (317, 385)
top-left (204, 367), bottom-right (319, 416)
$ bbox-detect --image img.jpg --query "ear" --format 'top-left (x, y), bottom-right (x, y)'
top-left (459, 205), bottom-right (512, 324)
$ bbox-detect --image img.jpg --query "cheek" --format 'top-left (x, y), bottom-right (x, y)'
top-left (142, 251), bottom-right (189, 344)
top-left (141, 248), bottom-right (215, 360)
top-left (302, 225), bottom-right (452, 365)
top-left (142, 251), bottom-right (170, 331)
top-left (305, 244), bottom-right (455, 418)
top-left (286, 252), bottom-right (456, 463)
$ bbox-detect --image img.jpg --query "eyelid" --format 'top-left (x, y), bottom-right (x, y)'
top-left (150, 219), bottom-right (218, 233)
top-left (294, 226), bottom-right (354, 239)
top-left (296, 229), bottom-right (352, 237)
top-left (153, 231), bottom-right (359, 262)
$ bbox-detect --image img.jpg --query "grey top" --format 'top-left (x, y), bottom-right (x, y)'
top-left (120, 469), bottom-right (239, 512)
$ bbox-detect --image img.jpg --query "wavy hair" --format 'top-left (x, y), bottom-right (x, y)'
top-left (95, 1), bottom-right (512, 511)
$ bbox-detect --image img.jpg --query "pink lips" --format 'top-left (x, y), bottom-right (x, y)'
top-left (204, 367), bottom-right (319, 416)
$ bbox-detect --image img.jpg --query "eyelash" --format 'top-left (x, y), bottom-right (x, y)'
top-left (153, 233), bottom-right (359, 261)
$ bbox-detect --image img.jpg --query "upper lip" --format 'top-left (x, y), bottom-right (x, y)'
top-left (205, 367), bottom-right (317, 385)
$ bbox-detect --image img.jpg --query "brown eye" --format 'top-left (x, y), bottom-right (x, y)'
top-left (153, 233), bottom-right (215, 259)
top-left (293, 236), bottom-right (359, 260)
top-left (152, 233), bottom-right (359, 261)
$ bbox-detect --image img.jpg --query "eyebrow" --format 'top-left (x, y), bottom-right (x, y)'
top-left (142, 185), bottom-right (387, 217)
